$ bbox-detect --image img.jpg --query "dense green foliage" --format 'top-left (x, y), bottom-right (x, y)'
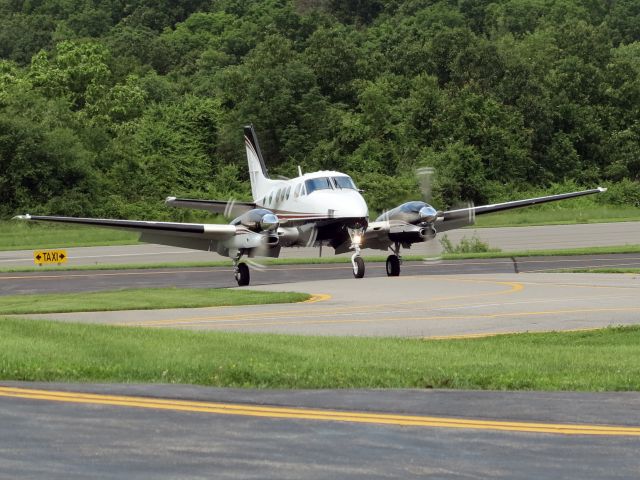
top-left (1, 0), bottom-right (639, 219)
top-left (2, 318), bottom-right (640, 390)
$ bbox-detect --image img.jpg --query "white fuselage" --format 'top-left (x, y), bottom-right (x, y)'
top-left (253, 170), bottom-right (369, 224)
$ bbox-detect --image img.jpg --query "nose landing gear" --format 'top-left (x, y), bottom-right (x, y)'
top-left (349, 227), bottom-right (365, 279)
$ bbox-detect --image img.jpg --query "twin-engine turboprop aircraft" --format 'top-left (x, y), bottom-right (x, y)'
top-left (15, 125), bottom-right (606, 286)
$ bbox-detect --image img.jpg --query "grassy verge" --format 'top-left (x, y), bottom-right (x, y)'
top-left (2, 244), bottom-right (640, 273)
top-left (559, 268), bottom-right (640, 274)
top-left (1, 320), bottom-right (639, 390)
top-left (0, 288), bottom-right (310, 315)
top-left (474, 205), bottom-right (640, 228)
top-left (0, 221), bottom-right (139, 251)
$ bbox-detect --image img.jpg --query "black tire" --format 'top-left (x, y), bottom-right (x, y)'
top-left (352, 256), bottom-right (365, 279)
top-left (235, 262), bottom-right (250, 286)
top-left (386, 255), bottom-right (400, 276)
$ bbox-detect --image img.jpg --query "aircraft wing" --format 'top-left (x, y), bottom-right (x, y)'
top-left (13, 214), bottom-right (238, 251)
top-left (435, 187), bottom-right (606, 232)
top-left (165, 197), bottom-right (255, 218)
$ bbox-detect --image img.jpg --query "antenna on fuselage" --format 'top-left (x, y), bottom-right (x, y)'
top-left (298, 166), bottom-right (303, 177)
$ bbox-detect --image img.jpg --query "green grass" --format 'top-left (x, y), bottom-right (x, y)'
top-left (0, 288), bottom-right (310, 315)
top-left (474, 205), bottom-right (640, 227)
top-left (1, 320), bottom-right (639, 390)
top-left (559, 268), bottom-right (640, 274)
top-left (0, 221), bottom-right (139, 251)
top-left (440, 244), bottom-right (640, 259)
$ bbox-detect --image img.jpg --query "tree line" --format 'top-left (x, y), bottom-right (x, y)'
top-left (1, 0), bottom-right (639, 219)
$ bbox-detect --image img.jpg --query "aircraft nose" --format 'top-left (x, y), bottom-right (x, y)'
top-left (336, 192), bottom-right (368, 218)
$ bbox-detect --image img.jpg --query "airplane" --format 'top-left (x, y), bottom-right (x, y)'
top-left (14, 125), bottom-right (607, 286)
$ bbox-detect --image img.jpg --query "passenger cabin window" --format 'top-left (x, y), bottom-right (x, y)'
top-left (332, 176), bottom-right (357, 190)
top-left (294, 184), bottom-right (301, 198)
top-left (304, 177), bottom-right (332, 194)
top-left (286, 186), bottom-right (291, 200)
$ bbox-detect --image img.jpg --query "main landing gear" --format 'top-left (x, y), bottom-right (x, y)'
top-left (233, 253), bottom-right (250, 286)
top-left (386, 242), bottom-right (402, 277)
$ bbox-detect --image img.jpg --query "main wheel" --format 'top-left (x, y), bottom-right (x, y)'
top-left (235, 262), bottom-right (250, 286)
top-left (352, 256), bottom-right (365, 278)
top-left (386, 254), bottom-right (401, 276)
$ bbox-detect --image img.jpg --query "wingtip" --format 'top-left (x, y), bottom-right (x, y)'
top-left (12, 214), bottom-right (31, 220)
top-left (165, 196), bottom-right (176, 203)
top-left (597, 186), bottom-right (608, 193)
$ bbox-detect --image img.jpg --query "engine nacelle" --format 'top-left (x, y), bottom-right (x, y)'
top-left (226, 231), bottom-right (279, 250)
top-left (232, 208), bottom-right (279, 232)
top-left (388, 223), bottom-right (436, 244)
top-left (277, 227), bottom-right (300, 246)
top-left (376, 201), bottom-right (438, 225)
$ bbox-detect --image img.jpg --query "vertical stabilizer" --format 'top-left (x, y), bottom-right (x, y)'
top-left (244, 125), bottom-right (271, 201)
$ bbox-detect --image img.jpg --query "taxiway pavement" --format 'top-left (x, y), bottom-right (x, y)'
top-left (1, 253), bottom-right (640, 296)
top-left (1, 382), bottom-right (639, 479)
top-left (9, 269), bottom-right (640, 338)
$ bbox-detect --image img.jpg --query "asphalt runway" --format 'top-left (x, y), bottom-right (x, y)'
top-left (2, 252), bottom-right (640, 296)
top-left (1, 382), bottom-right (639, 479)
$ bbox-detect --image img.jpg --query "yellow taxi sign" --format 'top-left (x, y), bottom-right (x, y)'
top-left (34, 249), bottom-right (68, 265)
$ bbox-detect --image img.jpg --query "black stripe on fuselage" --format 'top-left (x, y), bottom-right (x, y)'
top-left (244, 124), bottom-right (269, 178)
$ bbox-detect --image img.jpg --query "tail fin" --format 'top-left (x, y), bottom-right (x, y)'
top-left (244, 125), bottom-right (271, 201)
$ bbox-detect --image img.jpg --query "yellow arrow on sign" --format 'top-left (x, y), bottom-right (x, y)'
top-left (34, 249), bottom-right (68, 265)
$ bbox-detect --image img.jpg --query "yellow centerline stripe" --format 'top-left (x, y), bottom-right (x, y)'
top-left (134, 280), bottom-right (524, 327)
top-left (303, 293), bottom-right (332, 303)
top-left (0, 387), bottom-right (637, 436)
top-left (151, 306), bottom-right (640, 329)
top-left (425, 327), bottom-right (603, 340)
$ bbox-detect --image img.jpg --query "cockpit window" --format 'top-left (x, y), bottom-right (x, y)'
top-left (332, 176), bottom-right (356, 190)
top-left (304, 177), bottom-right (332, 194)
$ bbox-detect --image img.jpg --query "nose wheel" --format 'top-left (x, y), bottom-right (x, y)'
top-left (348, 227), bottom-right (366, 279)
top-left (352, 255), bottom-right (365, 278)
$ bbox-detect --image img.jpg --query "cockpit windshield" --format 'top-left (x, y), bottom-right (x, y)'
top-left (304, 177), bottom-right (332, 194)
top-left (332, 176), bottom-right (357, 190)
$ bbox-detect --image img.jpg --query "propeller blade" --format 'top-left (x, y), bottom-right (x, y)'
top-left (416, 167), bottom-right (436, 204)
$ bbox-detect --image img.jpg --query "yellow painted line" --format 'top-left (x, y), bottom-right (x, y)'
top-left (135, 280), bottom-right (524, 327)
top-left (0, 387), bottom-right (638, 436)
top-left (303, 293), bottom-right (332, 304)
top-left (425, 327), bottom-right (603, 340)
top-left (155, 306), bottom-right (640, 330)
